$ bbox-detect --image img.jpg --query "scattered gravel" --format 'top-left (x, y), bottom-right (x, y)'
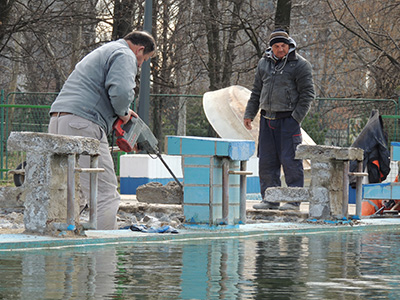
top-left (0, 205), bottom-right (185, 235)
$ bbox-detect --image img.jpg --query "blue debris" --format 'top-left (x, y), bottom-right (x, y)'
top-left (307, 219), bottom-right (318, 222)
top-left (324, 220), bottom-right (337, 224)
top-left (321, 218), bottom-right (354, 225)
top-left (126, 224), bottom-right (179, 234)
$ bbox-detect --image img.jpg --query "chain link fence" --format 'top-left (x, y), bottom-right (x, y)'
top-left (1, 90), bottom-right (399, 185)
top-left (303, 97), bottom-right (399, 147)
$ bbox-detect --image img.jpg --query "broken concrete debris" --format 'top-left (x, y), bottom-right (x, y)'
top-left (136, 181), bottom-right (183, 204)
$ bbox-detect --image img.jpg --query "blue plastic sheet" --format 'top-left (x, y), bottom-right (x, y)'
top-left (120, 224), bottom-right (179, 234)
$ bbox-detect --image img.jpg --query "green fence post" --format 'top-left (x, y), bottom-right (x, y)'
top-left (0, 89), bottom-right (3, 179)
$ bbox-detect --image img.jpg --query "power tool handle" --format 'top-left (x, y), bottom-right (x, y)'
top-left (114, 116), bottom-right (133, 137)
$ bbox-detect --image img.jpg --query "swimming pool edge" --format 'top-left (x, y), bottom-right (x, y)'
top-left (1, 218), bottom-right (400, 251)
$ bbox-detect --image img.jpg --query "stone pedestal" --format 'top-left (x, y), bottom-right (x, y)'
top-left (7, 132), bottom-right (100, 233)
top-left (265, 145), bottom-right (363, 219)
top-left (166, 136), bottom-right (255, 225)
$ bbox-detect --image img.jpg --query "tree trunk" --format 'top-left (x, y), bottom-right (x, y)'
top-left (275, 0), bottom-right (291, 32)
top-left (177, 97), bottom-right (186, 136)
top-left (112, 0), bottom-right (135, 40)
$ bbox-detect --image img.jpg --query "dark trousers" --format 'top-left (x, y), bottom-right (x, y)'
top-left (258, 116), bottom-right (304, 206)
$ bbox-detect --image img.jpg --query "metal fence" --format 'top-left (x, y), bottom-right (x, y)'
top-left (1, 90), bottom-right (399, 184)
top-left (303, 97), bottom-right (399, 147)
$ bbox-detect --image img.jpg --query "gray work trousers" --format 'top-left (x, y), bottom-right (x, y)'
top-left (48, 114), bottom-right (120, 230)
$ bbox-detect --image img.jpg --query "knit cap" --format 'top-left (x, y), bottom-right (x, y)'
top-left (269, 29), bottom-right (290, 46)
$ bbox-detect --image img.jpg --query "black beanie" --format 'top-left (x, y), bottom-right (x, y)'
top-left (269, 29), bottom-right (290, 47)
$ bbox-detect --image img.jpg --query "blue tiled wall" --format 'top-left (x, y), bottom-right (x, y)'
top-left (166, 136), bottom-right (255, 225)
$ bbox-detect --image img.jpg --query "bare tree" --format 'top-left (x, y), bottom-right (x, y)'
top-left (0, 0), bottom-right (101, 93)
top-left (275, 0), bottom-right (291, 31)
top-left (196, 0), bottom-right (245, 91)
top-left (112, 0), bottom-right (145, 40)
top-left (326, 0), bottom-right (400, 98)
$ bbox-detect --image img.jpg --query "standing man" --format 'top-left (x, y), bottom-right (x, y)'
top-left (49, 30), bottom-right (156, 229)
top-left (244, 29), bottom-right (315, 211)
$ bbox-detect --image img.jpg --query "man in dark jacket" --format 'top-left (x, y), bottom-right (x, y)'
top-left (244, 29), bottom-right (315, 210)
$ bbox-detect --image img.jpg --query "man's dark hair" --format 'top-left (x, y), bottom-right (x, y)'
top-left (124, 30), bottom-right (156, 55)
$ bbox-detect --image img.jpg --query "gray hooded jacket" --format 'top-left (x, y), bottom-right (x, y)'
top-left (50, 39), bottom-right (137, 135)
top-left (244, 37), bottom-right (315, 124)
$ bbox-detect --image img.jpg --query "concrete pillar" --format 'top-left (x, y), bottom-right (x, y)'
top-left (264, 145), bottom-right (364, 220)
top-left (7, 132), bottom-right (100, 234)
top-left (166, 136), bottom-right (255, 225)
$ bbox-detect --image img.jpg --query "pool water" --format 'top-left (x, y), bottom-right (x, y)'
top-left (1, 230), bottom-right (400, 299)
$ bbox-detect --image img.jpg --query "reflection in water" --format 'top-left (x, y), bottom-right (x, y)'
top-left (1, 231), bottom-right (400, 299)
top-left (0, 247), bottom-right (117, 299)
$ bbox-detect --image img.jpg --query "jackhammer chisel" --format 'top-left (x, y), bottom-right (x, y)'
top-left (113, 115), bottom-right (183, 189)
top-left (372, 199), bottom-right (395, 216)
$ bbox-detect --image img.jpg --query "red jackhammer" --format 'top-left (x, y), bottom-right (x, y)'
top-left (113, 115), bottom-right (183, 189)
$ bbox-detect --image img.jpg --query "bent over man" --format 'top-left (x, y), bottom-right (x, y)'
top-left (49, 30), bottom-right (156, 229)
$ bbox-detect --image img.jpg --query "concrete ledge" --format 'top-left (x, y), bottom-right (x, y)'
top-left (2, 218), bottom-right (400, 251)
top-left (166, 136), bottom-right (255, 160)
top-left (296, 144), bottom-right (363, 162)
top-left (264, 187), bottom-right (310, 203)
top-left (7, 131), bottom-right (100, 155)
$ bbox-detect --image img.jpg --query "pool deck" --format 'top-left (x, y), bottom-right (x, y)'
top-left (1, 215), bottom-right (400, 251)
top-left (1, 195), bottom-right (399, 251)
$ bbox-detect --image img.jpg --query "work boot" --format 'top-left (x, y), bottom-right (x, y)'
top-left (253, 201), bottom-right (279, 210)
top-left (279, 203), bottom-right (300, 211)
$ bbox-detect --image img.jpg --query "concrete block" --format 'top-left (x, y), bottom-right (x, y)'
top-left (310, 162), bottom-right (332, 187)
top-left (329, 190), bottom-right (344, 216)
top-left (166, 136), bottom-right (255, 160)
top-left (184, 156), bottom-right (212, 166)
top-left (296, 144), bottom-right (363, 162)
top-left (7, 131), bottom-right (100, 234)
top-left (182, 138), bottom-right (216, 156)
top-left (264, 187), bottom-right (310, 203)
top-left (309, 187), bottom-right (330, 219)
top-left (164, 136), bottom-right (181, 155)
top-left (309, 203), bottom-right (330, 219)
top-left (215, 140), bottom-right (255, 160)
top-left (7, 131), bottom-right (99, 155)
top-left (165, 135), bottom-right (255, 225)
top-left (136, 181), bottom-right (182, 204)
top-left (310, 187), bottom-right (329, 203)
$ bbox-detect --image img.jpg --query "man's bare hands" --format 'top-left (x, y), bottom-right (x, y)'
top-left (119, 109), bottom-right (138, 124)
top-left (244, 118), bottom-right (253, 130)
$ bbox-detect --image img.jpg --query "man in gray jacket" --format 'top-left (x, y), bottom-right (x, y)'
top-left (244, 29), bottom-right (315, 211)
top-left (49, 30), bottom-right (156, 229)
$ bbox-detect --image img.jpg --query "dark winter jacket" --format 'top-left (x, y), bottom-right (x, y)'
top-left (349, 110), bottom-right (391, 186)
top-left (244, 38), bottom-right (315, 124)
